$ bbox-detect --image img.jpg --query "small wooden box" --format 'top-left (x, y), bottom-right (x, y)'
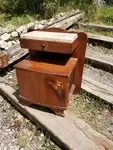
top-left (20, 31), bottom-right (78, 54)
top-left (15, 52), bottom-right (77, 111)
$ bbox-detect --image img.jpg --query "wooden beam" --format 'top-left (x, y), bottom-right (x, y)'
top-left (78, 23), bottom-right (113, 32)
top-left (0, 83), bottom-right (109, 150)
top-left (86, 47), bottom-right (113, 72)
top-left (87, 33), bottom-right (113, 44)
top-left (82, 75), bottom-right (113, 105)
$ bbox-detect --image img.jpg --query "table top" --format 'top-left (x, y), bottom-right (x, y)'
top-left (20, 31), bottom-right (78, 43)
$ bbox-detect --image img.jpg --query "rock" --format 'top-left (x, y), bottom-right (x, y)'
top-left (40, 20), bottom-right (48, 25)
top-left (16, 26), bottom-right (27, 34)
top-left (35, 24), bottom-right (44, 30)
top-left (1, 33), bottom-right (11, 41)
top-left (0, 27), bottom-right (5, 36)
top-left (5, 24), bottom-right (15, 33)
top-left (12, 41), bottom-right (17, 45)
top-left (7, 41), bottom-right (12, 48)
top-left (11, 31), bottom-right (18, 38)
top-left (27, 22), bottom-right (35, 30)
top-left (9, 76), bottom-right (13, 79)
top-left (40, 133), bottom-right (44, 137)
top-left (49, 18), bottom-right (55, 22)
top-left (15, 40), bottom-right (20, 44)
top-left (47, 21), bottom-right (53, 25)
top-left (22, 29), bottom-right (28, 34)
top-left (35, 21), bottom-right (39, 24)
top-left (55, 14), bottom-right (61, 19)
top-left (59, 12), bottom-right (65, 17)
top-left (0, 40), bottom-right (8, 49)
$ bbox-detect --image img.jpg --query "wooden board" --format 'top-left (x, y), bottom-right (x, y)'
top-left (21, 31), bottom-right (78, 43)
top-left (86, 48), bottom-right (113, 66)
top-left (82, 75), bottom-right (113, 105)
top-left (78, 23), bottom-right (113, 32)
top-left (0, 83), bottom-right (112, 150)
top-left (87, 33), bottom-right (113, 43)
top-left (86, 47), bottom-right (113, 72)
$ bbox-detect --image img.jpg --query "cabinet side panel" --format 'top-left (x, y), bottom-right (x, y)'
top-left (16, 69), bottom-right (40, 104)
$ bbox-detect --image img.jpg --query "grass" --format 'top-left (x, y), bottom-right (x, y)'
top-left (85, 6), bottom-right (113, 25)
top-left (0, 13), bottom-right (40, 27)
top-left (71, 27), bottom-right (113, 37)
top-left (68, 91), bottom-right (113, 141)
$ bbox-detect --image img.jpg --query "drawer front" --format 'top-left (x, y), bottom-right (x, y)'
top-left (20, 39), bottom-right (76, 54)
top-left (20, 30), bottom-right (78, 54)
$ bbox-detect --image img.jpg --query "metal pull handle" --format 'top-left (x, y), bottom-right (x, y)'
top-left (42, 43), bottom-right (48, 50)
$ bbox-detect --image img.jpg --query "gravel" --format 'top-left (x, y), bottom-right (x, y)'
top-left (0, 95), bottom-right (61, 150)
top-left (84, 64), bottom-right (113, 88)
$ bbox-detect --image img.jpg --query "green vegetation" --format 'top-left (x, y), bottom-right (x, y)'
top-left (85, 6), bottom-right (113, 25)
top-left (0, 0), bottom-right (113, 26)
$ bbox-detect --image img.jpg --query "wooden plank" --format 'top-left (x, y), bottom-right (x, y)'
top-left (78, 23), bottom-right (113, 31)
top-left (21, 31), bottom-right (78, 43)
top-left (50, 12), bottom-right (85, 29)
top-left (86, 47), bottom-right (113, 72)
top-left (87, 33), bottom-right (113, 43)
top-left (82, 75), bottom-right (113, 105)
top-left (0, 83), bottom-right (106, 150)
top-left (86, 48), bottom-right (113, 66)
top-left (66, 113), bottom-right (113, 150)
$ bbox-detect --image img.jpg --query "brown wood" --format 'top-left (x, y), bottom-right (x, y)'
top-left (15, 53), bottom-right (77, 113)
top-left (20, 30), bottom-right (78, 54)
top-left (0, 52), bottom-right (8, 68)
top-left (41, 28), bottom-right (87, 93)
top-left (15, 27), bottom-right (87, 115)
top-left (72, 32), bottom-right (87, 92)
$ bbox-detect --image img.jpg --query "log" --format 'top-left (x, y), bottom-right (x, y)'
top-left (50, 12), bottom-right (85, 29)
top-left (82, 75), bottom-right (113, 105)
top-left (0, 83), bottom-right (108, 150)
top-left (78, 23), bottom-right (113, 32)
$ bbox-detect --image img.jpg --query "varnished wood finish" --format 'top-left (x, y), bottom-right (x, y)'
top-left (0, 53), bottom-right (8, 68)
top-left (20, 30), bottom-right (78, 54)
top-left (41, 28), bottom-right (87, 93)
top-left (72, 32), bottom-right (87, 92)
top-left (15, 27), bottom-right (87, 115)
top-left (15, 54), bottom-right (77, 111)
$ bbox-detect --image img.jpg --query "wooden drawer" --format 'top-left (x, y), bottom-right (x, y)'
top-left (15, 52), bottom-right (77, 110)
top-left (20, 30), bottom-right (78, 54)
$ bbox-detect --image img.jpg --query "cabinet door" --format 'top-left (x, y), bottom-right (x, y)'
top-left (38, 74), bottom-right (69, 109)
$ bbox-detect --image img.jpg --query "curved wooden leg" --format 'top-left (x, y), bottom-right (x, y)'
top-left (51, 109), bottom-right (65, 117)
top-left (19, 96), bottom-right (33, 106)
